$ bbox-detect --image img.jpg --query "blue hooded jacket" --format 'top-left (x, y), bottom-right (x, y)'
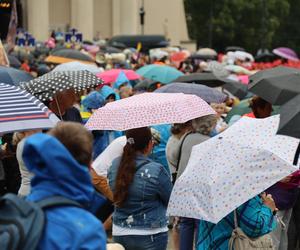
top-left (23, 133), bottom-right (106, 250)
top-left (99, 85), bottom-right (120, 101)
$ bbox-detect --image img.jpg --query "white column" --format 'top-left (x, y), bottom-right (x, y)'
top-left (27, 0), bottom-right (49, 41)
top-left (71, 0), bottom-right (94, 40)
top-left (112, 0), bottom-right (121, 35)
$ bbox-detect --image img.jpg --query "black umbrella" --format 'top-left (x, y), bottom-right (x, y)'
top-left (133, 79), bottom-right (159, 91)
top-left (255, 49), bottom-right (275, 62)
top-left (225, 46), bottom-right (245, 52)
top-left (20, 70), bottom-right (102, 101)
top-left (223, 80), bottom-right (248, 99)
top-left (248, 66), bottom-right (300, 105)
top-left (174, 73), bottom-right (227, 88)
top-left (277, 94), bottom-right (300, 164)
top-left (50, 49), bottom-right (94, 62)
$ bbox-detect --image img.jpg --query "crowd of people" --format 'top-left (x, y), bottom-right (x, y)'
top-left (1, 33), bottom-right (300, 250)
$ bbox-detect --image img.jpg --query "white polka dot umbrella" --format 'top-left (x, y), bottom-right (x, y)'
top-left (85, 93), bottom-right (216, 131)
top-left (167, 115), bottom-right (299, 224)
top-left (19, 70), bottom-right (103, 101)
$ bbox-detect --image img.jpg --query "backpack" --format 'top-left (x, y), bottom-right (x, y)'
top-left (228, 210), bottom-right (274, 250)
top-left (0, 193), bottom-right (81, 250)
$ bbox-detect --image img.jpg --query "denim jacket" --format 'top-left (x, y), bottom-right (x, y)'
top-left (108, 154), bottom-right (173, 229)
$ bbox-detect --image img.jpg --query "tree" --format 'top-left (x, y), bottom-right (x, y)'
top-left (184, 0), bottom-right (290, 53)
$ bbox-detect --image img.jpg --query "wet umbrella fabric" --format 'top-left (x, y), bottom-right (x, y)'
top-left (248, 66), bottom-right (300, 105)
top-left (174, 73), bottom-right (228, 88)
top-left (7, 55), bottom-right (21, 68)
top-left (85, 93), bottom-right (215, 131)
top-left (0, 66), bottom-right (33, 85)
top-left (136, 64), bottom-right (184, 84)
top-left (223, 80), bottom-right (248, 99)
top-left (0, 83), bottom-right (59, 134)
top-left (97, 69), bottom-right (140, 85)
top-left (52, 62), bottom-right (102, 74)
top-left (154, 82), bottom-right (227, 103)
top-left (20, 70), bottom-right (102, 101)
top-left (273, 47), bottom-right (299, 62)
top-left (167, 115), bottom-right (299, 223)
top-left (45, 49), bottom-right (95, 65)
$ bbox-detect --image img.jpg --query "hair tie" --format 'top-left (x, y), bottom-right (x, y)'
top-left (127, 137), bottom-right (135, 145)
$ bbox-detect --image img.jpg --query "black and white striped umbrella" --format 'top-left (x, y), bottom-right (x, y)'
top-left (20, 70), bottom-right (103, 101)
top-left (0, 83), bottom-right (59, 134)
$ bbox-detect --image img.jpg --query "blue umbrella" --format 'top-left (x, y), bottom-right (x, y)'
top-left (0, 66), bottom-right (33, 85)
top-left (154, 82), bottom-right (227, 103)
top-left (136, 64), bottom-right (184, 84)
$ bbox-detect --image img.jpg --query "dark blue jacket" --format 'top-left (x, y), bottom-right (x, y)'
top-left (108, 154), bottom-right (173, 229)
top-left (23, 133), bottom-right (106, 250)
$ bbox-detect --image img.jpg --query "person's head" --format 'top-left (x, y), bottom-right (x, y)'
top-left (249, 96), bottom-right (273, 118)
top-left (81, 91), bottom-right (104, 113)
top-left (114, 127), bottom-right (153, 207)
top-left (210, 103), bottom-right (227, 117)
top-left (192, 114), bottom-right (218, 135)
top-left (170, 120), bottom-right (193, 137)
top-left (48, 122), bottom-right (93, 167)
top-left (119, 86), bottom-right (133, 99)
top-left (106, 93), bottom-right (116, 103)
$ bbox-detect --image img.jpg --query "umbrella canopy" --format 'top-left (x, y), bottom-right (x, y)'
top-left (85, 93), bottom-right (215, 131)
top-left (277, 94), bottom-right (300, 139)
top-left (248, 66), bottom-right (300, 105)
top-left (206, 61), bottom-right (230, 78)
top-left (225, 65), bottom-right (252, 75)
top-left (167, 115), bottom-right (299, 223)
top-left (136, 64), bottom-right (184, 84)
top-left (174, 73), bottom-right (228, 87)
top-left (52, 61), bottom-right (102, 74)
top-left (225, 46), bottom-right (245, 52)
top-left (97, 69), bottom-right (140, 85)
top-left (0, 83), bottom-right (59, 134)
top-left (133, 79), bottom-right (159, 91)
top-left (154, 82), bottom-right (227, 103)
top-left (20, 70), bottom-right (102, 101)
top-left (196, 48), bottom-right (217, 57)
top-left (45, 49), bottom-right (95, 65)
top-left (0, 66), bottom-right (33, 85)
top-left (273, 47), bottom-right (299, 62)
top-left (223, 80), bottom-right (248, 99)
top-left (170, 51), bottom-right (190, 63)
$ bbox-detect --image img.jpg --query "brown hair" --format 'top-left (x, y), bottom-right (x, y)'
top-left (114, 127), bottom-right (152, 207)
top-left (48, 122), bottom-right (93, 166)
top-left (249, 96), bottom-right (272, 118)
top-left (170, 120), bottom-right (192, 135)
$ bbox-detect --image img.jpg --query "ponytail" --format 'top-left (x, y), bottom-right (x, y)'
top-left (113, 127), bottom-right (152, 207)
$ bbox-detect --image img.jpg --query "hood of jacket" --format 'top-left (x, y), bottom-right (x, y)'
top-left (23, 133), bottom-right (94, 206)
top-left (99, 85), bottom-right (120, 100)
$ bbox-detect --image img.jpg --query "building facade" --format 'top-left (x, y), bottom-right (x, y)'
top-left (21, 0), bottom-right (195, 49)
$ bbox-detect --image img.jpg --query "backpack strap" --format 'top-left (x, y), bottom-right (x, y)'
top-left (36, 196), bottom-right (82, 210)
top-left (172, 132), bottom-right (192, 183)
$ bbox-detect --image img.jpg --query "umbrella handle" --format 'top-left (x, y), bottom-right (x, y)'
top-left (293, 142), bottom-right (300, 165)
top-left (54, 97), bottom-right (63, 120)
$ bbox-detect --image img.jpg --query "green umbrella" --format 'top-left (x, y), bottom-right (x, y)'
top-left (136, 64), bottom-right (183, 84)
top-left (225, 98), bottom-right (280, 123)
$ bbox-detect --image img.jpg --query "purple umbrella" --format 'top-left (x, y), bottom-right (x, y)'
top-left (273, 47), bottom-right (299, 61)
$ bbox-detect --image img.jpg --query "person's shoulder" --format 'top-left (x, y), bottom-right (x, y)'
top-left (185, 132), bottom-right (209, 145)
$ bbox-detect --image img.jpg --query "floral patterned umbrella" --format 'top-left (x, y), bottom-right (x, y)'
top-left (167, 115), bottom-right (299, 223)
top-left (85, 93), bottom-right (215, 131)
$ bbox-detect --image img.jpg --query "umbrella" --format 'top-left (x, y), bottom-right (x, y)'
top-left (7, 55), bottom-right (21, 68)
top-left (0, 83), bottom-right (59, 134)
top-left (170, 51), bottom-right (190, 63)
top-left (45, 49), bottom-right (95, 65)
top-left (154, 82), bottom-right (227, 103)
top-left (273, 47), bottom-right (299, 62)
top-left (52, 61), bottom-right (102, 74)
top-left (97, 69), bottom-right (140, 85)
top-left (255, 49), bottom-right (275, 62)
top-left (277, 94), bottom-right (300, 139)
top-left (206, 61), bottom-right (230, 78)
top-left (248, 66), bottom-right (300, 105)
top-left (196, 48), bottom-right (217, 57)
top-left (223, 80), bottom-right (248, 99)
top-left (225, 46), bottom-right (245, 52)
top-left (20, 70), bottom-right (102, 101)
top-left (133, 79), bottom-right (159, 91)
top-left (0, 66), bottom-right (33, 85)
top-left (136, 65), bottom-right (184, 84)
top-left (174, 73), bottom-right (228, 87)
top-left (167, 115), bottom-right (299, 223)
top-left (85, 93), bottom-right (215, 131)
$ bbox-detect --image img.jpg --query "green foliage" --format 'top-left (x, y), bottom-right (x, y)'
top-left (184, 0), bottom-right (290, 53)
